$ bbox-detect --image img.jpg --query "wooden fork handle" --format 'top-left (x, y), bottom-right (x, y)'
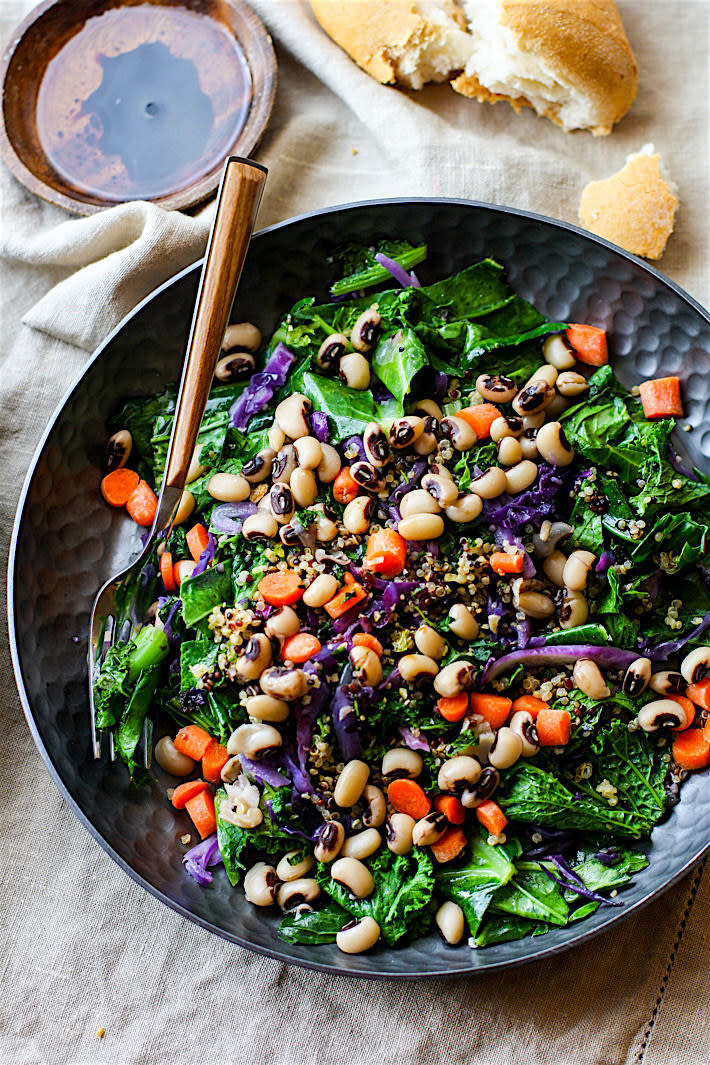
top-left (164, 157), bottom-right (267, 491)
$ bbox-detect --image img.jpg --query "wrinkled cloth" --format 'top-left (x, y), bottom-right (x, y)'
top-left (0, 1), bottom-right (708, 1063)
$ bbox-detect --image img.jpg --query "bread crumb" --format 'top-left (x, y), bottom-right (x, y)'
top-left (180, 833), bottom-right (192, 845)
top-left (351, 147), bottom-right (359, 155)
top-left (579, 145), bottom-right (679, 259)
top-left (97, 1028), bottom-right (105, 1039)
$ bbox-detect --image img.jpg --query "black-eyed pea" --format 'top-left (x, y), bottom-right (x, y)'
top-left (350, 306), bottom-right (381, 353)
top-left (341, 828), bottom-right (382, 860)
top-left (573, 659), bottom-right (610, 699)
top-left (532, 520), bottom-right (573, 557)
top-left (277, 878), bottom-right (320, 911)
top-left (524, 363), bottom-right (558, 389)
top-left (350, 461), bottom-right (383, 493)
top-left (389, 416), bottom-right (425, 450)
top-left (413, 417), bottom-right (439, 455)
top-left (445, 493), bottom-right (483, 523)
top-left (460, 767), bottom-right (500, 808)
top-left (275, 393), bottom-right (312, 439)
top-left (339, 352), bottom-right (370, 390)
top-left (563, 549), bottom-right (596, 590)
top-left (409, 398), bottom-right (442, 420)
top-left (243, 512), bottom-right (279, 541)
top-left (343, 495), bottom-right (374, 534)
top-left (414, 624), bottom-right (447, 660)
top-left (543, 334), bottom-right (576, 370)
top-left (412, 812), bottom-right (447, 846)
top-left (469, 466), bottom-right (507, 499)
top-left (536, 421), bottom-right (575, 466)
top-left (649, 670), bottom-right (685, 696)
top-left (154, 736), bottom-right (194, 776)
top-left (512, 380), bottom-right (556, 416)
top-left (560, 589), bottom-right (589, 629)
top-left (215, 351), bottom-right (255, 382)
top-left (522, 412), bottom-right (546, 431)
top-left (543, 550), bottom-right (567, 587)
top-left (259, 667), bottom-right (310, 700)
top-left (294, 436), bottom-right (322, 469)
top-left (680, 646), bottom-right (710, 684)
top-left (303, 573), bottom-right (339, 608)
top-left (268, 424), bottom-right (286, 451)
top-left (512, 578), bottom-right (555, 619)
top-left (316, 442), bottom-right (342, 483)
top-left (172, 490), bottom-right (195, 525)
top-left (398, 513), bottom-right (445, 540)
top-left (421, 472), bottom-right (459, 507)
top-left (174, 560), bottom-right (196, 584)
top-left (271, 445), bottom-right (297, 483)
top-left (333, 759), bottom-right (370, 806)
top-left (476, 373), bottom-right (517, 403)
top-left (400, 489), bottom-right (441, 518)
top-left (290, 467), bottom-right (318, 507)
top-left (440, 416), bottom-right (476, 451)
top-left (448, 603), bottom-right (479, 640)
top-left (236, 633), bottom-right (273, 681)
top-left (520, 429), bottom-right (539, 460)
top-left (398, 653), bottom-right (439, 683)
top-left (336, 916), bottom-right (381, 954)
top-left (504, 460), bottom-right (538, 494)
top-left (437, 756), bottom-right (481, 793)
top-left (638, 699), bottom-right (689, 732)
top-left (317, 333), bottom-right (348, 372)
top-left (434, 660), bottom-right (475, 698)
top-left (488, 727), bottom-right (523, 769)
top-left (381, 748), bottom-right (423, 778)
top-left (242, 448), bottom-right (276, 484)
top-left (245, 693), bottom-right (290, 723)
top-left (207, 472), bottom-right (251, 502)
top-left (509, 710), bottom-right (540, 757)
top-left (363, 422), bottom-right (391, 468)
top-left (386, 813), bottom-right (415, 854)
top-left (435, 901), bottom-right (465, 945)
top-left (490, 415), bottom-right (523, 441)
top-left (350, 645), bottom-right (383, 686)
top-left (265, 605), bottom-right (300, 640)
top-left (276, 851), bottom-right (314, 881)
top-left (105, 429), bottom-right (132, 472)
top-left (497, 436), bottom-right (523, 466)
top-left (227, 722), bottom-right (283, 759)
top-left (331, 856), bottom-right (375, 897)
top-left (223, 321), bottom-right (261, 353)
top-left (361, 785), bottom-right (386, 828)
top-left (622, 658), bottom-right (653, 697)
top-left (556, 371), bottom-right (589, 397)
top-left (244, 862), bottom-right (278, 906)
top-left (314, 821), bottom-right (346, 863)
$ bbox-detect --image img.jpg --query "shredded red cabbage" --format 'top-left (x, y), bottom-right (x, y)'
top-left (542, 854), bottom-right (623, 907)
top-left (646, 611), bottom-right (710, 661)
top-left (398, 726), bottom-right (430, 751)
top-left (486, 464), bottom-right (566, 531)
top-left (332, 684), bottom-right (364, 760)
top-left (229, 342), bottom-right (295, 429)
top-left (374, 251), bottom-right (416, 289)
top-left (482, 644), bottom-right (638, 682)
top-left (409, 270), bottom-right (421, 288)
top-left (211, 502), bottom-right (257, 534)
top-left (183, 832), bottom-right (222, 886)
top-left (192, 532), bottom-right (216, 576)
top-left (595, 551), bottom-right (615, 575)
top-left (264, 799), bottom-right (314, 841)
top-left (240, 756), bottom-right (290, 788)
top-left (311, 411), bottom-right (329, 442)
top-left (344, 435), bottom-right (367, 463)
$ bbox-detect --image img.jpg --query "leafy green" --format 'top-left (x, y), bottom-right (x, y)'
top-left (490, 862), bottom-right (569, 926)
top-left (371, 327), bottom-right (428, 410)
top-left (94, 642), bottom-right (132, 730)
top-left (568, 849), bottom-right (648, 897)
top-left (317, 848), bottom-right (435, 945)
top-left (181, 563), bottom-right (232, 627)
top-left (214, 788), bottom-right (249, 885)
top-left (435, 831), bottom-right (517, 936)
top-left (416, 259), bottom-right (514, 324)
top-left (472, 914), bottom-right (537, 947)
top-left (278, 903), bottom-right (351, 944)
top-left (115, 665), bottom-right (160, 779)
top-left (542, 624), bottom-right (610, 647)
top-left (180, 639), bottom-right (219, 691)
top-left (331, 241), bottom-right (427, 297)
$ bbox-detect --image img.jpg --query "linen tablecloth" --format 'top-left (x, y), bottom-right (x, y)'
top-left (1, 2), bottom-right (708, 1062)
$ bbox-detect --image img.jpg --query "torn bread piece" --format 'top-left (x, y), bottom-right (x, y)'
top-left (309, 0), bottom-right (474, 90)
top-left (451, 0), bottom-right (638, 134)
top-left (579, 145), bottom-right (679, 259)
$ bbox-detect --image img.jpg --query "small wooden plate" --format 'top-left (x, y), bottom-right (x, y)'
top-left (0, 0), bottom-right (277, 214)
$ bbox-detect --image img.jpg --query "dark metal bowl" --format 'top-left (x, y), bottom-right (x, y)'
top-left (8, 199), bottom-right (710, 978)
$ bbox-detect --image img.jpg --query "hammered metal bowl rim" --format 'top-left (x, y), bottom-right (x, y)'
top-left (8, 196), bottom-right (710, 979)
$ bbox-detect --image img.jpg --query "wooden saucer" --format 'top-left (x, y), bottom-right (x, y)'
top-left (0, 0), bottom-right (277, 214)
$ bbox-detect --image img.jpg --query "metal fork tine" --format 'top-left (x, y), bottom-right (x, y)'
top-left (142, 719), bottom-right (151, 769)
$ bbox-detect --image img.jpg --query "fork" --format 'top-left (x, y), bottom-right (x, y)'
top-left (89, 157), bottom-right (267, 762)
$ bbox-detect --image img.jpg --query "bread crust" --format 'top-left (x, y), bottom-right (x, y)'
top-left (309, 0), bottom-right (465, 85)
top-left (579, 152), bottom-right (679, 259)
top-left (452, 0), bottom-right (638, 134)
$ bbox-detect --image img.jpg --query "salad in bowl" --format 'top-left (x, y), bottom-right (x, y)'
top-left (93, 241), bottom-right (710, 956)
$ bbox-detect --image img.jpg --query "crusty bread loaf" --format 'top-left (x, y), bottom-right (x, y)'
top-left (451, 0), bottom-right (639, 135)
top-left (308, 0), bottom-right (473, 90)
top-left (309, 0), bottom-right (638, 134)
top-left (579, 145), bottom-right (679, 259)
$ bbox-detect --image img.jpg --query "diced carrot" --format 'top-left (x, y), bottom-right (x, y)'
top-left (565, 324), bottom-right (608, 366)
top-left (489, 551), bottom-right (524, 576)
top-left (186, 523), bottom-right (210, 563)
top-left (324, 581), bottom-right (367, 619)
top-left (257, 570), bottom-right (304, 607)
top-left (672, 729), bottom-right (710, 771)
top-left (431, 826), bottom-right (468, 864)
top-left (704, 719), bottom-right (710, 745)
top-left (174, 560), bottom-right (196, 588)
top-left (638, 377), bottom-right (683, 419)
top-left (536, 707), bottom-right (572, 746)
top-left (333, 467), bottom-right (359, 504)
top-left (201, 740), bottom-right (229, 785)
top-left (434, 794), bottom-right (465, 825)
top-left (469, 693), bottom-right (512, 730)
top-left (436, 693), bottom-right (469, 723)
top-left (171, 779), bottom-right (210, 810)
top-left (173, 724), bottom-right (215, 761)
top-left (125, 479), bottom-right (158, 527)
top-left (476, 800), bottom-right (508, 837)
top-left (511, 695), bottom-right (549, 720)
top-left (387, 779), bottom-right (431, 820)
top-left (160, 550), bottom-right (176, 593)
top-left (100, 467), bottom-right (140, 507)
top-left (282, 632), bottom-right (322, 663)
top-left (353, 633), bottom-right (384, 657)
top-left (687, 679), bottom-right (710, 711)
top-left (457, 403), bottom-right (500, 440)
top-left (364, 529), bottom-right (407, 577)
top-left (667, 694), bottom-right (695, 730)
top-left (185, 789), bottom-right (217, 839)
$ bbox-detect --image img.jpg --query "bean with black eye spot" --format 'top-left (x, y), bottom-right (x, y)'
top-left (389, 416), bottom-right (425, 449)
top-left (363, 422), bottom-right (391, 467)
top-left (490, 415), bottom-right (523, 442)
top-left (622, 658), bottom-right (652, 697)
top-left (223, 321), bottom-right (261, 353)
top-left (105, 429), bottom-right (132, 472)
top-left (215, 351), bottom-right (255, 382)
top-left (512, 380), bottom-right (556, 416)
top-left (440, 416), bottom-right (476, 451)
top-left (271, 445), bottom-right (297, 484)
top-left (350, 306), bottom-right (381, 353)
top-left (350, 461), bottom-right (383, 493)
top-left (476, 373), bottom-right (517, 403)
top-left (242, 448), bottom-right (276, 484)
top-left (269, 483), bottom-right (295, 524)
top-left (317, 333), bottom-right (348, 372)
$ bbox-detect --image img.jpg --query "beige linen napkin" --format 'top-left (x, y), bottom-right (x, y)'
top-left (1, 2), bottom-right (708, 1064)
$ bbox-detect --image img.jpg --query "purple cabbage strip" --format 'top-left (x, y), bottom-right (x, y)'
top-left (183, 833), bottom-right (223, 886)
top-left (211, 501), bottom-right (257, 535)
top-left (191, 532), bottom-right (216, 576)
top-left (398, 726), bottom-right (430, 752)
top-left (311, 411), bottom-right (329, 442)
top-left (409, 270), bottom-right (421, 289)
top-left (159, 597), bottom-right (183, 649)
top-left (595, 551), bottom-right (615, 575)
top-left (646, 610), bottom-right (710, 662)
top-left (389, 460), bottom-right (428, 508)
top-left (486, 464), bottom-right (566, 532)
top-left (543, 854), bottom-right (623, 907)
top-left (595, 847), bottom-right (623, 867)
top-left (332, 684), bottom-right (364, 760)
top-left (482, 644), bottom-right (638, 683)
top-left (668, 443), bottom-right (696, 481)
top-left (344, 435), bottom-right (367, 463)
top-left (283, 749), bottom-right (312, 795)
top-left (239, 756), bottom-right (290, 788)
top-left (374, 251), bottom-right (416, 289)
top-left (229, 341), bottom-right (295, 429)
top-left (264, 800), bottom-right (314, 841)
